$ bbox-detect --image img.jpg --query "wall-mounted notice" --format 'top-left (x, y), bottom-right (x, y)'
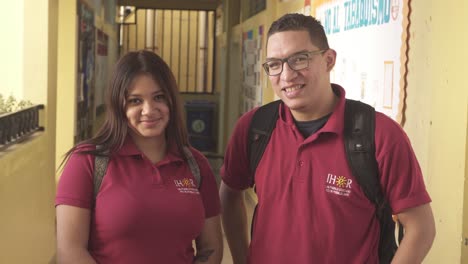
top-left (304, 0), bottom-right (311, 16)
top-left (313, 0), bottom-right (409, 123)
top-left (242, 26), bottom-right (264, 113)
top-left (95, 29), bottom-right (109, 117)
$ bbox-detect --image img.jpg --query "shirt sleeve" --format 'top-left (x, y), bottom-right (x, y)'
top-left (55, 148), bottom-right (95, 209)
top-left (220, 109), bottom-right (257, 190)
top-left (375, 113), bottom-right (431, 214)
top-left (193, 149), bottom-right (221, 218)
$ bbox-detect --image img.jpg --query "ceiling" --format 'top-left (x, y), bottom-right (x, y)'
top-left (117, 0), bottom-right (220, 11)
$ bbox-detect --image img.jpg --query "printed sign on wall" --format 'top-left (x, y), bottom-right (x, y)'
top-left (95, 29), bottom-right (109, 116)
top-left (242, 26), bottom-right (264, 113)
top-left (312, 0), bottom-right (409, 123)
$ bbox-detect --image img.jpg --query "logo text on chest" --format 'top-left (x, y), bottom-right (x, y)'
top-left (174, 178), bottom-right (199, 194)
top-left (325, 173), bottom-right (352, 197)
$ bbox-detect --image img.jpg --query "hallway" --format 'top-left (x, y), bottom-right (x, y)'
top-left (220, 191), bottom-right (255, 264)
top-left (208, 154), bottom-right (255, 264)
top-left (1, 0), bottom-right (468, 263)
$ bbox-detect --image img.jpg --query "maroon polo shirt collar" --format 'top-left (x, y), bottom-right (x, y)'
top-left (116, 136), bottom-right (184, 165)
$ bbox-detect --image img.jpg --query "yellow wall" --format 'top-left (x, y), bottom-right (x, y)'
top-left (275, 0), bottom-right (306, 15)
top-left (56, 0), bottom-right (77, 174)
top-left (0, 0), bottom-right (118, 262)
top-left (404, 1), bottom-right (468, 262)
top-left (1, 1), bottom-right (24, 99)
top-left (0, 0), bottom-right (58, 262)
top-left (463, 106), bottom-right (468, 261)
top-left (0, 136), bottom-right (56, 263)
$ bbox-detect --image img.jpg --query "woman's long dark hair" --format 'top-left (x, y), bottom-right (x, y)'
top-left (61, 50), bottom-right (189, 165)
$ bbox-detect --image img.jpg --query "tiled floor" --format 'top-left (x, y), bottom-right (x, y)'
top-left (221, 232), bottom-right (234, 264)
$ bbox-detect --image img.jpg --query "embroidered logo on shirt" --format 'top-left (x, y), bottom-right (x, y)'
top-left (174, 178), bottom-right (199, 194)
top-left (325, 173), bottom-right (352, 197)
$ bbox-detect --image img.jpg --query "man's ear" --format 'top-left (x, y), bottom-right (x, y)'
top-left (325, 49), bottom-right (337, 72)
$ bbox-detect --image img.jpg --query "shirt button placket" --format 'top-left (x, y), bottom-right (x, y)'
top-left (152, 166), bottom-right (163, 185)
top-left (295, 145), bottom-right (307, 182)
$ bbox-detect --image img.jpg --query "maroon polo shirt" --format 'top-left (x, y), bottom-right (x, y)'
top-left (56, 138), bottom-right (220, 264)
top-left (221, 84), bottom-right (430, 264)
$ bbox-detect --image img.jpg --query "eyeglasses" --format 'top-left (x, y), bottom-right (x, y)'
top-left (262, 50), bottom-right (326, 76)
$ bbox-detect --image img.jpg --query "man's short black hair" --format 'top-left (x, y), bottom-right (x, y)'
top-left (267, 13), bottom-right (329, 50)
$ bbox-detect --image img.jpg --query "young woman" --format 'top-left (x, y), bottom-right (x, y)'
top-left (55, 50), bottom-right (223, 264)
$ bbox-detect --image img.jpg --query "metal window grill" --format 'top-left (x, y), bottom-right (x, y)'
top-left (119, 9), bottom-right (216, 94)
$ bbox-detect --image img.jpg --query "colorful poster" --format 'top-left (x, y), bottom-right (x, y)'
top-left (75, 1), bottom-right (95, 141)
top-left (242, 26), bottom-right (264, 113)
top-left (95, 29), bottom-right (109, 116)
top-left (313, 0), bottom-right (408, 123)
top-left (78, 1), bottom-right (95, 107)
top-left (304, 0), bottom-right (311, 16)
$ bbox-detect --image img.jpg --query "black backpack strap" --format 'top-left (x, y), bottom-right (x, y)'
top-left (344, 99), bottom-right (398, 264)
top-left (248, 100), bottom-right (281, 186)
top-left (247, 100), bottom-right (280, 240)
top-left (93, 145), bottom-right (109, 202)
top-left (183, 146), bottom-right (202, 189)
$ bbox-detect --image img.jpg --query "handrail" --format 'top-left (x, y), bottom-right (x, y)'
top-left (0, 104), bottom-right (45, 151)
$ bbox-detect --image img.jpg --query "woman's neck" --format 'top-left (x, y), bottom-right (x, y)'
top-left (133, 135), bottom-right (167, 164)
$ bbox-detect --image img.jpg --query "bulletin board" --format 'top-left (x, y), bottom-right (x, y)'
top-left (78, 1), bottom-right (95, 107)
top-left (310, 0), bottom-right (410, 124)
top-left (95, 28), bottom-right (109, 116)
top-left (241, 26), bottom-right (264, 113)
top-left (76, 1), bottom-right (95, 142)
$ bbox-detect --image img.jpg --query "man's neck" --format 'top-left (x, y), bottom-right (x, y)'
top-left (290, 86), bottom-right (339, 121)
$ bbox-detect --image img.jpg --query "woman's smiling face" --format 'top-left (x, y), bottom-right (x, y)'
top-left (125, 74), bottom-right (170, 145)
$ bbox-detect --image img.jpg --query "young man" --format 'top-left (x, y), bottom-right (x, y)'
top-left (220, 13), bottom-right (435, 264)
